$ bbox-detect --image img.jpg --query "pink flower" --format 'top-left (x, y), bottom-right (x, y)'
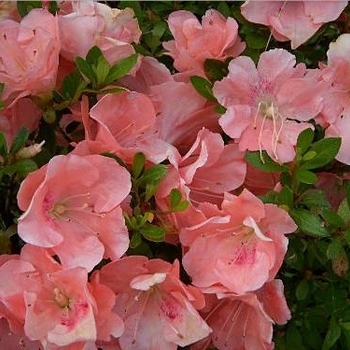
top-left (58, 1), bottom-right (141, 64)
top-left (193, 280), bottom-right (290, 350)
top-left (152, 81), bottom-right (221, 154)
top-left (163, 9), bottom-right (245, 76)
top-left (17, 154), bottom-right (131, 271)
top-left (89, 91), bottom-right (176, 164)
top-left (0, 8), bottom-right (60, 106)
top-left (213, 49), bottom-right (322, 163)
top-left (181, 189), bottom-right (297, 294)
top-left (0, 97), bottom-right (41, 146)
top-left (241, 0), bottom-right (347, 49)
top-left (99, 256), bottom-right (211, 349)
top-left (0, 245), bottom-right (123, 349)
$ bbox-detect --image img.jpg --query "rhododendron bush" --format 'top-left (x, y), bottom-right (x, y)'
top-left (2, 0), bottom-right (350, 349)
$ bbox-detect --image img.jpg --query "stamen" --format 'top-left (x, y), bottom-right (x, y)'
top-left (131, 289), bottom-right (150, 345)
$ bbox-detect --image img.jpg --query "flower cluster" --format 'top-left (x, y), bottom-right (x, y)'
top-left (0, 1), bottom-right (350, 349)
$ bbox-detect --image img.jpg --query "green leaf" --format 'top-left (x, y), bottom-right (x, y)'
top-left (86, 46), bottom-right (103, 66)
top-left (12, 159), bottom-right (38, 177)
top-left (170, 188), bottom-right (182, 208)
top-left (106, 54), bottom-right (139, 84)
top-left (48, 1), bottom-right (58, 15)
top-left (75, 57), bottom-right (97, 84)
top-left (130, 232), bottom-right (142, 249)
top-left (152, 21), bottom-right (167, 39)
top-left (290, 208), bottom-right (329, 237)
top-left (321, 209), bottom-right (344, 228)
top-left (144, 182), bottom-right (160, 202)
top-left (9, 127), bottom-right (29, 156)
top-left (245, 151), bottom-right (289, 172)
top-left (322, 317), bottom-right (341, 350)
top-left (96, 56), bottom-right (111, 87)
top-left (189, 76), bottom-right (217, 102)
top-left (296, 128), bottom-right (314, 155)
top-left (0, 82), bottom-right (4, 95)
top-left (132, 152), bottom-right (146, 179)
top-left (326, 238), bottom-right (344, 260)
top-left (17, 1), bottom-right (42, 17)
top-left (61, 70), bottom-right (85, 100)
top-left (0, 132), bottom-right (7, 158)
top-left (204, 58), bottom-right (230, 82)
top-left (139, 223), bottom-right (166, 242)
top-left (295, 279), bottom-right (309, 300)
top-left (337, 198), bottom-right (350, 224)
top-left (295, 169), bottom-right (318, 184)
top-left (299, 189), bottom-right (331, 210)
top-left (139, 165), bottom-right (168, 187)
top-left (277, 185), bottom-right (293, 208)
top-left (301, 137), bottom-right (341, 170)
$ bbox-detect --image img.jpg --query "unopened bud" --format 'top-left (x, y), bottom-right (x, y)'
top-left (16, 140), bottom-right (45, 159)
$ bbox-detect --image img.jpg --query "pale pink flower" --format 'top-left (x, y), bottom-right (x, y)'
top-left (58, 0), bottom-right (141, 64)
top-left (241, 0), bottom-right (347, 49)
top-left (181, 189), bottom-right (297, 294)
top-left (99, 256), bottom-right (211, 350)
top-left (89, 91), bottom-right (176, 164)
top-left (213, 49), bottom-right (322, 163)
top-left (17, 154), bottom-right (131, 271)
top-left (163, 9), bottom-right (245, 76)
top-left (0, 8), bottom-right (60, 106)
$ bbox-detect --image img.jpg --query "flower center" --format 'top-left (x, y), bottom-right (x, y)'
top-left (54, 287), bottom-right (70, 308)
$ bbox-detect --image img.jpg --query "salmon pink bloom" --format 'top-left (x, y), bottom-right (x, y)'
top-left (194, 280), bottom-right (290, 350)
top-left (0, 8), bottom-right (60, 106)
top-left (17, 154), bottom-right (131, 271)
top-left (163, 9), bottom-right (245, 76)
top-left (0, 245), bottom-right (123, 349)
top-left (241, 0), bottom-right (347, 49)
top-left (213, 49), bottom-right (323, 163)
top-left (99, 256), bottom-right (211, 350)
top-left (181, 189), bottom-right (297, 294)
top-left (58, 0), bottom-right (141, 64)
top-left (89, 91), bottom-right (176, 164)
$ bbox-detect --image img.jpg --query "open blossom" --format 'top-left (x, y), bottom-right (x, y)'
top-left (17, 154), bottom-right (131, 271)
top-left (213, 49), bottom-right (323, 163)
top-left (89, 91), bottom-right (176, 164)
top-left (0, 8), bottom-right (60, 105)
top-left (192, 279), bottom-right (290, 350)
top-left (99, 256), bottom-right (211, 350)
top-left (58, 0), bottom-right (141, 64)
top-left (316, 34), bottom-right (350, 165)
top-left (0, 245), bottom-right (123, 349)
top-left (241, 0), bottom-right (347, 49)
top-left (181, 189), bottom-right (297, 294)
top-left (163, 9), bottom-right (245, 76)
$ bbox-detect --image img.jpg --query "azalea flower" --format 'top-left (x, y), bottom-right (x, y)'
top-left (191, 279), bottom-right (290, 350)
top-left (0, 245), bottom-right (123, 349)
top-left (17, 154), bottom-right (131, 271)
top-left (213, 49), bottom-right (323, 163)
top-left (241, 0), bottom-right (347, 49)
top-left (99, 256), bottom-right (211, 350)
top-left (181, 189), bottom-right (297, 294)
top-left (58, 0), bottom-right (141, 64)
top-left (163, 9), bottom-right (245, 77)
top-left (0, 8), bottom-right (60, 106)
top-left (89, 91), bottom-right (176, 164)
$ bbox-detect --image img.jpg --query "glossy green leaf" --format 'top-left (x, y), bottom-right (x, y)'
top-left (290, 208), bottom-right (329, 237)
top-left (139, 223), bottom-right (166, 242)
top-left (132, 152), bottom-right (146, 179)
top-left (189, 76), bottom-right (217, 102)
top-left (75, 57), bottom-right (97, 84)
top-left (322, 317), bottom-right (341, 350)
top-left (296, 279), bottom-right (309, 300)
top-left (17, 1), bottom-right (42, 17)
top-left (296, 128), bottom-right (314, 156)
top-left (295, 169), bottom-right (317, 184)
top-left (139, 165), bottom-right (168, 187)
top-left (9, 127), bottom-right (29, 156)
top-left (245, 151), bottom-right (289, 172)
top-left (301, 137), bottom-right (341, 170)
top-left (106, 54), bottom-right (139, 84)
